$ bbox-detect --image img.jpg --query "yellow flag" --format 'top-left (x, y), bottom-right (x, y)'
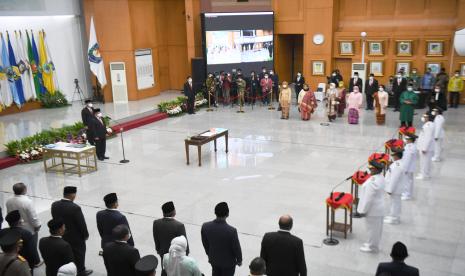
top-left (38, 31), bottom-right (55, 94)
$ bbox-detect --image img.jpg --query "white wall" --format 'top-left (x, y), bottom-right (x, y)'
top-left (0, 0), bottom-right (80, 16)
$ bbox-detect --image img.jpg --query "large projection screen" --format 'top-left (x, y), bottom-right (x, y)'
top-left (202, 12), bottom-right (274, 75)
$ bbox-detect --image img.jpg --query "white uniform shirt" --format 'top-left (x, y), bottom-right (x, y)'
top-left (385, 160), bottom-right (406, 195)
top-left (433, 114), bottom-right (445, 139)
top-left (417, 121), bottom-right (435, 152)
top-left (402, 143), bottom-right (417, 173)
top-left (357, 174), bottom-right (385, 217)
top-left (6, 195), bottom-right (41, 232)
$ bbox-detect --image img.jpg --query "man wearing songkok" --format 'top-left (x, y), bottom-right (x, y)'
top-left (431, 108), bottom-right (445, 162)
top-left (376, 241), bottom-right (419, 276)
top-left (401, 133), bottom-right (418, 200)
top-left (416, 113), bottom-right (435, 180)
top-left (384, 149), bottom-right (405, 224)
top-left (103, 225), bottom-right (140, 276)
top-left (135, 255), bottom-right (158, 276)
top-left (0, 228), bottom-right (31, 276)
top-left (5, 210), bottom-right (35, 271)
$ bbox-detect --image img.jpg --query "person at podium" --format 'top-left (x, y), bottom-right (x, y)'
top-left (89, 108), bottom-right (109, 161)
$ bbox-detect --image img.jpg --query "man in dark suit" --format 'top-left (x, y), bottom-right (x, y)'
top-left (376, 241), bottom-right (419, 276)
top-left (153, 201), bottom-right (188, 276)
top-left (5, 210), bottom-right (35, 272)
top-left (135, 255), bottom-right (158, 276)
top-left (89, 108), bottom-right (108, 161)
top-left (349, 72), bottom-right (363, 93)
top-left (97, 193), bottom-right (134, 252)
top-left (39, 219), bottom-right (74, 276)
top-left (294, 72), bottom-right (305, 103)
top-left (201, 202), bottom-right (242, 276)
top-left (103, 225), bottom-right (140, 276)
top-left (51, 186), bottom-right (92, 276)
top-left (184, 76), bottom-right (195, 114)
top-left (392, 72), bottom-right (408, 111)
top-left (81, 100), bottom-right (95, 145)
top-left (365, 73), bottom-right (379, 110)
top-left (269, 69), bottom-right (279, 102)
top-left (260, 215), bottom-right (306, 276)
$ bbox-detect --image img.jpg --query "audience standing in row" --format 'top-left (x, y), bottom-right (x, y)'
top-left (102, 225), bottom-right (140, 276)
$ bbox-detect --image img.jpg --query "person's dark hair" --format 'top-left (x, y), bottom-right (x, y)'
top-left (379, 84), bottom-right (385, 89)
top-left (112, 224), bottom-right (130, 241)
top-left (278, 215), bottom-right (293, 231)
top-left (440, 67), bottom-right (446, 72)
top-left (12, 183), bottom-right (26, 195)
top-left (455, 70), bottom-right (460, 74)
top-left (390, 241), bottom-right (409, 261)
top-left (354, 72), bottom-right (359, 76)
top-left (249, 257), bottom-right (266, 275)
top-left (369, 73), bottom-right (374, 77)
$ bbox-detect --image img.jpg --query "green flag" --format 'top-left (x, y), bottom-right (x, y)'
top-left (26, 30), bottom-right (41, 98)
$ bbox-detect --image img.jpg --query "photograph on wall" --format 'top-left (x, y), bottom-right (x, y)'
top-left (368, 41), bottom-right (384, 56)
top-left (206, 29), bottom-right (273, 65)
top-left (395, 61), bottom-right (411, 75)
top-left (461, 63), bottom-right (465, 77)
top-left (369, 60), bottom-right (384, 76)
top-left (396, 40), bottom-right (412, 56)
top-left (426, 62), bottom-right (442, 75)
top-left (426, 41), bottom-right (444, 57)
top-left (312, 60), bottom-right (325, 76)
top-left (339, 41), bottom-right (354, 55)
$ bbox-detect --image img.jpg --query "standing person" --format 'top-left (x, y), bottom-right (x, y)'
top-left (349, 72), bottom-right (363, 93)
top-left (299, 85), bottom-right (317, 121)
top-left (153, 201), bottom-right (188, 276)
top-left (5, 211), bottom-right (35, 271)
top-left (421, 68), bottom-right (435, 108)
top-left (347, 86), bottom-right (363, 124)
top-left (401, 133), bottom-right (418, 201)
top-left (260, 74), bottom-right (273, 106)
top-left (6, 183), bottom-right (42, 268)
top-left (409, 68), bottom-right (422, 107)
top-left (384, 149), bottom-right (406, 225)
top-left (236, 75), bottom-right (246, 112)
top-left (230, 69), bottom-right (238, 106)
top-left (248, 257), bottom-right (266, 276)
top-left (279, 81), bottom-right (292, 119)
top-left (336, 81), bottom-right (347, 117)
top-left (376, 242), bottom-right (419, 276)
top-left (260, 215), bottom-right (307, 276)
top-left (269, 69), bottom-right (279, 103)
top-left (201, 202), bottom-right (242, 276)
top-left (326, 82), bottom-right (339, 122)
top-left (431, 108), bottom-right (445, 162)
top-left (448, 70), bottom-right (464, 108)
top-left (357, 160), bottom-right (385, 253)
top-left (416, 113), bottom-right (435, 180)
top-left (135, 255), bottom-right (158, 276)
top-left (183, 77), bottom-right (195, 114)
top-left (0, 228), bottom-right (32, 276)
top-left (163, 236), bottom-right (202, 276)
top-left (328, 69), bottom-right (343, 85)
top-left (222, 73), bottom-right (232, 106)
top-left (89, 108), bottom-right (109, 161)
top-left (373, 85), bottom-right (389, 125)
top-left (96, 193), bottom-right (134, 253)
top-left (39, 219), bottom-right (75, 276)
top-left (294, 72), bottom-right (305, 104)
top-left (258, 67), bottom-right (267, 81)
top-left (434, 68), bottom-right (449, 111)
top-left (248, 71), bottom-right (259, 106)
top-left (392, 72), bottom-right (407, 111)
top-left (51, 186), bottom-right (92, 276)
top-left (399, 84), bottom-right (419, 127)
top-left (81, 100), bottom-right (95, 145)
top-left (365, 73), bottom-right (378, 110)
top-left (205, 73), bottom-right (216, 108)
top-left (102, 225), bottom-right (140, 276)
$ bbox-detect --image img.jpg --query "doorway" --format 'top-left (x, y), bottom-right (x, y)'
top-left (275, 34), bottom-right (303, 82)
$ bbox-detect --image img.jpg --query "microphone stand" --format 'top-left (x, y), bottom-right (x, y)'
top-left (119, 127), bottom-right (129, 163)
top-left (323, 177), bottom-right (351, 246)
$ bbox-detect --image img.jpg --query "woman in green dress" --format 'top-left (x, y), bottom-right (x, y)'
top-left (399, 84), bottom-right (419, 127)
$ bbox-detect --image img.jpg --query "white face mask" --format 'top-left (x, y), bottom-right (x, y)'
top-left (97, 113), bottom-right (103, 118)
top-left (397, 75), bottom-right (402, 78)
top-left (369, 77), bottom-right (374, 80)
top-left (379, 88), bottom-right (384, 92)
top-left (330, 84), bottom-right (336, 89)
top-left (421, 117), bottom-right (427, 123)
top-left (407, 87), bottom-right (413, 91)
top-left (432, 111), bottom-right (437, 116)
top-left (332, 73), bottom-right (336, 76)
top-left (188, 78), bottom-right (192, 83)
top-left (434, 89), bottom-right (440, 92)
top-left (87, 103), bottom-right (93, 108)
top-left (455, 74), bottom-right (460, 77)
top-left (297, 74), bottom-right (301, 77)
top-left (354, 75), bottom-right (358, 79)
top-left (412, 71), bottom-right (417, 74)
top-left (270, 71), bottom-right (274, 75)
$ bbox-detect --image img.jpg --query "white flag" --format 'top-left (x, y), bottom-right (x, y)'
top-left (15, 31), bottom-right (36, 101)
top-left (88, 17), bottom-right (107, 88)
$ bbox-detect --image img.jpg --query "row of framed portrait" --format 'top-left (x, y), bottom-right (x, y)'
top-left (338, 40), bottom-right (445, 57)
top-left (311, 60), bottom-right (465, 77)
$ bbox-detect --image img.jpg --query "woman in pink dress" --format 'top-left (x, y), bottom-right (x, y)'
top-left (347, 86), bottom-right (363, 124)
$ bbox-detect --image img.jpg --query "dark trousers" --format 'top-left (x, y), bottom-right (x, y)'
top-left (31, 232), bottom-right (40, 265)
top-left (450, 91), bottom-right (460, 108)
top-left (212, 265), bottom-right (235, 276)
top-left (70, 241), bottom-right (86, 275)
top-left (394, 91), bottom-right (401, 110)
top-left (95, 137), bottom-right (106, 159)
top-left (366, 93), bottom-right (373, 109)
top-left (272, 86), bottom-right (279, 102)
top-left (187, 96), bottom-right (195, 114)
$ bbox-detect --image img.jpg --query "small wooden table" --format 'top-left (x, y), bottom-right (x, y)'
top-left (326, 192), bottom-right (353, 239)
top-left (185, 128), bottom-right (228, 166)
top-left (43, 142), bottom-right (98, 177)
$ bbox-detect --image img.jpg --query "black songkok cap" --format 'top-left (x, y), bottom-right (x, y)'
top-left (215, 202), bottom-right (229, 217)
top-left (84, 99), bottom-right (92, 104)
top-left (104, 193), bottom-right (118, 205)
top-left (391, 241), bottom-right (409, 260)
top-left (93, 108), bottom-right (101, 113)
top-left (5, 210), bottom-right (21, 225)
top-left (135, 255), bottom-right (158, 275)
top-left (161, 201), bottom-right (175, 214)
top-left (47, 218), bottom-right (64, 231)
top-left (64, 186), bottom-right (77, 195)
top-left (0, 229), bottom-right (21, 247)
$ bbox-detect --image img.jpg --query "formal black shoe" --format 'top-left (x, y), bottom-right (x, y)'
top-left (98, 158), bottom-right (104, 161)
top-left (104, 156), bottom-right (109, 159)
top-left (78, 269), bottom-right (93, 276)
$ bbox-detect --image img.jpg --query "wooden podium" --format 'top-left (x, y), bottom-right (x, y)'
top-left (325, 192), bottom-right (353, 239)
top-left (350, 171), bottom-right (371, 217)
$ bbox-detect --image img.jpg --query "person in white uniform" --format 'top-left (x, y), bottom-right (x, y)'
top-left (431, 108), bottom-right (445, 162)
top-left (416, 113), bottom-right (435, 180)
top-left (384, 149), bottom-right (405, 224)
top-left (358, 160), bottom-right (385, 253)
top-left (401, 133), bottom-right (418, 200)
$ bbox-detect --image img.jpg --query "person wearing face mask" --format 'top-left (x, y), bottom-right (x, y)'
top-left (420, 68), bottom-right (435, 108)
top-left (89, 108), bottom-right (109, 161)
top-left (328, 70), bottom-right (343, 85)
top-left (279, 81), bottom-right (292, 119)
top-left (408, 68), bottom-right (421, 91)
top-left (433, 68), bottom-right (448, 111)
top-left (183, 76), bottom-right (195, 114)
top-left (269, 70), bottom-right (279, 103)
top-left (294, 72), bottom-right (305, 104)
top-left (205, 73), bottom-right (216, 108)
top-left (364, 73), bottom-right (378, 110)
top-left (259, 67), bottom-right (267, 81)
top-left (347, 86), bottom-right (363, 124)
top-left (247, 71), bottom-right (259, 106)
top-left (373, 85), bottom-right (389, 125)
top-left (357, 160), bottom-right (385, 253)
top-left (349, 72), bottom-right (363, 94)
top-left (260, 74), bottom-right (273, 105)
top-left (392, 72), bottom-right (407, 112)
top-left (447, 70), bottom-right (464, 108)
top-left (236, 76), bottom-right (246, 112)
top-left (416, 113), bottom-right (435, 180)
top-left (401, 133), bottom-right (418, 200)
top-left (431, 108), bottom-right (445, 162)
top-left (399, 84), bottom-right (418, 127)
top-left (81, 100), bottom-right (95, 145)
top-left (326, 82), bottom-right (339, 122)
top-left (336, 81), bottom-right (347, 117)
top-left (222, 73), bottom-right (232, 106)
top-left (384, 149), bottom-right (406, 225)
top-left (429, 85), bottom-right (443, 111)
top-left (299, 84), bottom-right (317, 121)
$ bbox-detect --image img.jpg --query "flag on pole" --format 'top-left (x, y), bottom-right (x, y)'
top-left (42, 30), bottom-right (59, 91)
top-left (38, 31), bottom-right (55, 94)
top-left (0, 33), bottom-right (13, 109)
top-left (6, 31), bottom-right (25, 106)
top-left (31, 30), bottom-right (45, 95)
top-left (15, 31), bottom-right (35, 101)
top-left (88, 17), bottom-right (107, 88)
top-left (26, 30), bottom-right (42, 98)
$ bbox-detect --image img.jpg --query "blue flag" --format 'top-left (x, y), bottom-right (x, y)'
top-left (31, 31), bottom-right (45, 94)
top-left (7, 32), bottom-right (25, 105)
top-left (1, 34), bottom-right (21, 106)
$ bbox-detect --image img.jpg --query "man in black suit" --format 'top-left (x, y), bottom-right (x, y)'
top-left (365, 73), bottom-right (379, 110)
top-left (51, 186), bottom-right (92, 276)
top-left (392, 72), bottom-right (408, 111)
top-left (153, 201), bottom-right (188, 276)
top-left (260, 215), bottom-right (306, 276)
top-left (89, 108), bottom-right (108, 161)
top-left (5, 210), bottom-right (35, 272)
top-left (294, 72), bottom-right (305, 103)
top-left (376, 241), bottom-right (419, 276)
top-left (103, 225), bottom-right (140, 276)
top-left (349, 72), bottom-right (363, 93)
top-left (39, 219), bottom-right (74, 276)
top-left (201, 202), bottom-right (242, 276)
top-left (97, 193), bottom-right (134, 252)
top-left (135, 255), bottom-right (158, 276)
top-left (183, 76), bottom-right (195, 114)
top-left (259, 67), bottom-right (268, 81)
top-left (269, 69), bottom-right (279, 102)
top-left (81, 100), bottom-right (95, 145)
top-left (249, 257), bottom-right (266, 276)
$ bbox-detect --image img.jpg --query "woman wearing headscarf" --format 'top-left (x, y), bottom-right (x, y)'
top-left (326, 82), bottom-right (339, 121)
top-left (299, 84), bottom-right (317, 121)
top-left (373, 84), bottom-right (389, 125)
top-left (279, 81), bottom-right (292, 119)
top-left (163, 236), bottom-right (202, 276)
top-left (347, 86), bottom-right (363, 124)
top-left (336, 81), bottom-right (347, 117)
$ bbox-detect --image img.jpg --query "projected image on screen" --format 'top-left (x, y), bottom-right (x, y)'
top-left (206, 30), bottom-right (273, 65)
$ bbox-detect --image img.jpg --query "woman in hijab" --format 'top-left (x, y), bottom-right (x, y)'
top-left (299, 84), bottom-right (317, 121)
top-left (163, 236), bottom-right (202, 276)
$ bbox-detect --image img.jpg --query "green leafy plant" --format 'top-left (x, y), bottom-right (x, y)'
top-left (40, 91), bottom-right (69, 108)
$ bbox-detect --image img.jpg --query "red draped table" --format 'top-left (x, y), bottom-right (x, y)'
top-left (325, 192), bottom-right (353, 239)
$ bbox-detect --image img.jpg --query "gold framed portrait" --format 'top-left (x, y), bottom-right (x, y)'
top-left (426, 40), bottom-right (444, 57)
top-left (369, 60), bottom-right (384, 76)
top-left (368, 40), bottom-right (384, 56)
top-left (339, 40), bottom-right (354, 56)
top-left (425, 61), bottom-right (442, 75)
top-left (396, 40), bottom-right (413, 56)
top-left (395, 60), bottom-right (412, 75)
top-left (312, 60), bottom-right (325, 76)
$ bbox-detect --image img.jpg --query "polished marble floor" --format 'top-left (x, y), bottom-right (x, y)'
top-left (0, 100), bottom-right (464, 276)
